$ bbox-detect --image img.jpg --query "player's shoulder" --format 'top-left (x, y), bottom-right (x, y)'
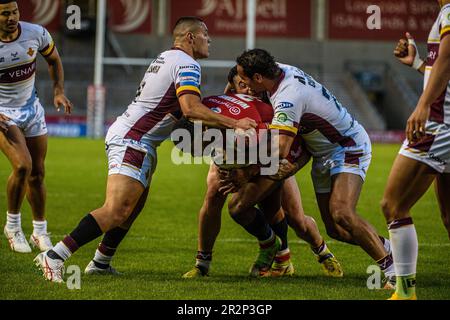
top-left (439, 4), bottom-right (450, 22)
top-left (440, 3), bottom-right (450, 14)
top-left (163, 48), bottom-right (200, 70)
top-left (19, 21), bottom-right (47, 38)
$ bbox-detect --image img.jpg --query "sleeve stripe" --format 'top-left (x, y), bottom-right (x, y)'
top-left (39, 42), bottom-right (55, 57)
top-left (269, 124), bottom-right (299, 135)
top-left (179, 81), bottom-right (200, 87)
top-left (441, 26), bottom-right (450, 35)
top-left (177, 90), bottom-right (201, 98)
top-left (179, 72), bottom-right (200, 79)
top-left (176, 85), bottom-right (201, 96)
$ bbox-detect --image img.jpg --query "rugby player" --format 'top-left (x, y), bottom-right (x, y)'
top-left (235, 49), bottom-right (396, 287)
top-left (382, 0), bottom-right (450, 300)
top-left (0, 0), bottom-right (73, 253)
top-left (34, 17), bottom-right (257, 282)
top-left (183, 67), bottom-right (343, 278)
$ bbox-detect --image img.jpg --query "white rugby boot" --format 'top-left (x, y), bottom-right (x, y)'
top-left (4, 227), bottom-right (32, 253)
top-left (30, 233), bottom-right (54, 252)
top-left (34, 251), bottom-right (65, 283)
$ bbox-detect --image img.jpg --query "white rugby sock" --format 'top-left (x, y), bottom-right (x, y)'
top-left (52, 241), bottom-right (73, 261)
top-left (32, 220), bottom-right (48, 236)
top-left (6, 212), bottom-right (21, 231)
top-left (94, 249), bottom-right (113, 266)
top-left (388, 218), bottom-right (418, 276)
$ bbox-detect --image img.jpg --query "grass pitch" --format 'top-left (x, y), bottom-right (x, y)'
top-left (0, 138), bottom-right (449, 300)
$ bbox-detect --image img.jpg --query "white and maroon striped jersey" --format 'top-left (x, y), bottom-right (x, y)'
top-left (0, 22), bottom-right (54, 108)
top-left (425, 4), bottom-right (450, 125)
top-left (108, 48), bottom-right (202, 148)
top-left (269, 63), bottom-right (366, 157)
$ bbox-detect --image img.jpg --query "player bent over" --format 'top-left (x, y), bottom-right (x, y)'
top-left (236, 49), bottom-right (396, 288)
top-left (183, 68), bottom-right (342, 278)
top-left (34, 17), bottom-right (256, 283)
top-left (382, 0), bottom-right (450, 300)
top-left (0, 0), bottom-right (72, 253)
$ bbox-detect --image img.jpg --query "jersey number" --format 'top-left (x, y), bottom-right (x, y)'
top-left (134, 81), bottom-right (146, 102)
top-left (294, 75), bottom-right (342, 112)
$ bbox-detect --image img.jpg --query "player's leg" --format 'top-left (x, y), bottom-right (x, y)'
top-left (35, 174), bottom-right (145, 283)
top-left (381, 155), bottom-right (436, 299)
top-left (183, 164), bottom-right (227, 278)
top-left (435, 174), bottom-right (450, 240)
top-left (313, 150), bottom-right (394, 283)
top-left (282, 177), bottom-right (322, 247)
top-left (228, 177), bottom-right (282, 276)
top-left (0, 125), bottom-right (33, 253)
top-left (25, 134), bottom-right (53, 251)
top-left (259, 185), bottom-right (294, 277)
top-left (85, 187), bottom-right (150, 275)
top-left (282, 177), bottom-right (343, 277)
top-left (330, 173), bottom-right (392, 265)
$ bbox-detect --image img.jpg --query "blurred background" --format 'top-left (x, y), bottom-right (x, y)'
top-left (26, 0), bottom-right (438, 140)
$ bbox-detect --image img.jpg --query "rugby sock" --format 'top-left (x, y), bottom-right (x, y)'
top-left (93, 227), bottom-right (129, 269)
top-left (379, 236), bottom-right (392, 254)
top-left (241, 208), bottom-right (273, 242)
top-left (271, 217), bottom-right (289, 251)
top-left (274, 248), bottom-right (291, 264)
top-left (388, 217), bottom-right (418, 298)
top-left (195, 251), bottom-right (212, 275)
top-left (311, 240), bottom-right (335, 262)
top-left (32, 220), bottom-right (48, 236)
top-left (50, 214), bottom-right (103, 261)
top-left (6, 212), bottom-right (21, 231)
top-left (377, 254), bottom-right (395, 277)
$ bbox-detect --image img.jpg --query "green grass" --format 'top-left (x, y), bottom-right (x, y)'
top-left (0, 138), bottom-right (449, 300)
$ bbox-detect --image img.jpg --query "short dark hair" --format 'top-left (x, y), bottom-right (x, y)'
top-left (173, 16), bottom-right (204, 34)
top-left (236, 49), bottom-right (281, 80)
top-left (227, 66), bottom-right (238, 85)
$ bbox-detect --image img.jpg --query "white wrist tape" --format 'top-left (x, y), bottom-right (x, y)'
top-left (408, 38), bottom-right (424, 70)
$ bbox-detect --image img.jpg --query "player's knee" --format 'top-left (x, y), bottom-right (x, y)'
top-left (228, 198), bottom-right (243, 217)
top-left (106, 203), bottom-right (135, 227)
top-left (287, 215), bottom-right (308, 236)
top-left (380, 197), bottom-right (400, 222)
top-left (12, 161), bottom-right (32, 180)
top-left (27, 168), bottom-right (45, 186)
top-left (329, 203), bottom-right (355, 231)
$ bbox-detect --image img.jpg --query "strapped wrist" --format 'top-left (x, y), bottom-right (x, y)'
top-left (408, 38), bottom-right (424, 70)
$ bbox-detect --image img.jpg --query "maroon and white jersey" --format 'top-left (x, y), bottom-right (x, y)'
top-left (108, 48), bottom-right (202, 148)
top-left (425, 4), bottom-right (450, 125)
top-left (269, 63), bottom-right (368, 157)
top-left (0, 22), bottom-right (55, 108)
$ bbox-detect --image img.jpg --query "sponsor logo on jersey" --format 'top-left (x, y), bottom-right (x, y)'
top-left (277, 102), bottom-right (294, 109)
top-left (11, 52), bottom-right (20, 62)
top-left (276, 112), bottom-right (288, 123)
top-left (229, 107), bottom-right (241, 115)
top-left (211, 107), bottom-right (222, 114)
top-left (179, 64), bottom-right (200, 71)
top-left (0, 60), bottom-right (37, 84)
top-left (27, 48), bottom-right (35, 57)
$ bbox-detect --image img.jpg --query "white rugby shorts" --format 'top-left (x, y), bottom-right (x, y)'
top-left (399, 121), bottom-right (450, 174)
top-left (0, 98), bottom-right (47, 138)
